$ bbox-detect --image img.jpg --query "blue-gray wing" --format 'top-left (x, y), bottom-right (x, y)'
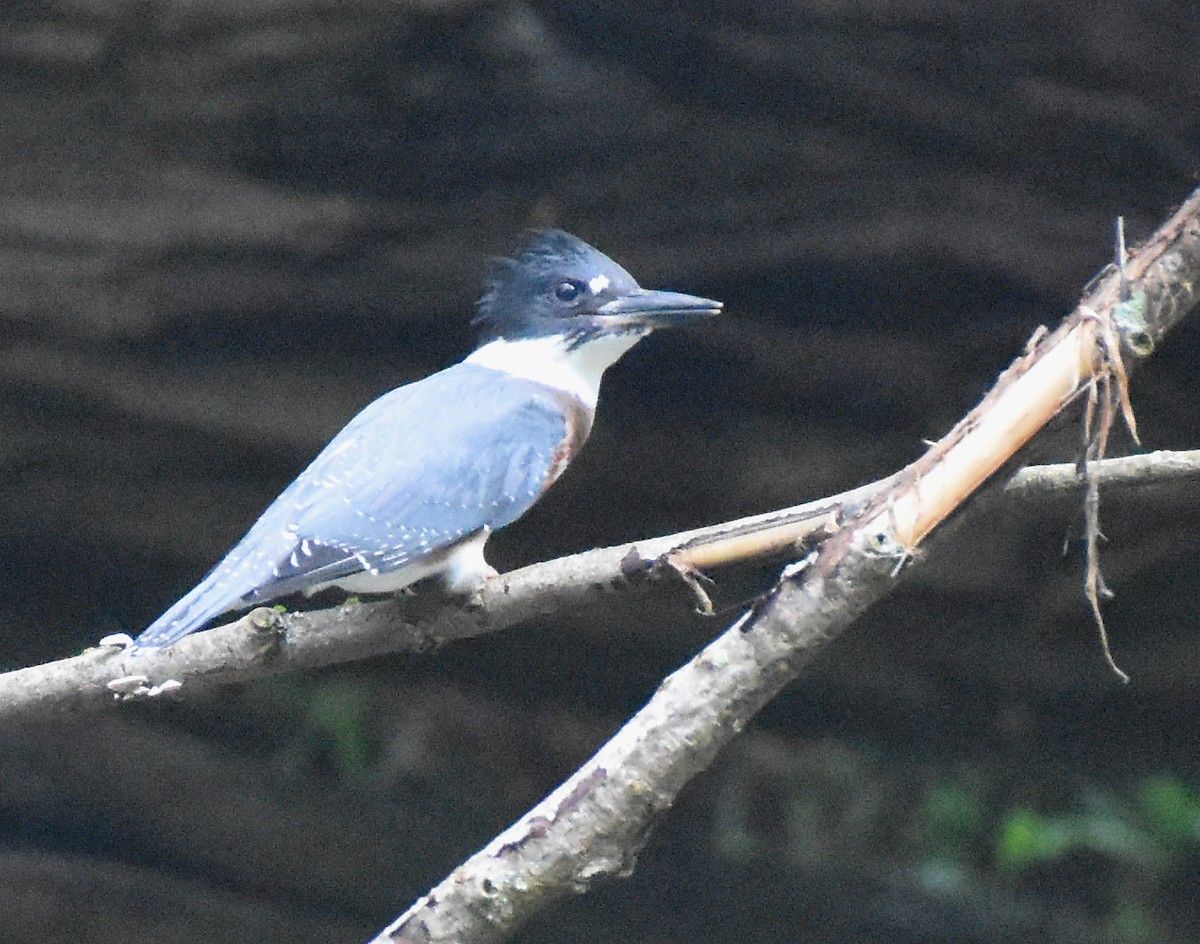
top-left (134, 364), bottom-right (578, 648)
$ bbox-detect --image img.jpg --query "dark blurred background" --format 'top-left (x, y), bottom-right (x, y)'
top-left (2, 1), bottom-right (1200, 941)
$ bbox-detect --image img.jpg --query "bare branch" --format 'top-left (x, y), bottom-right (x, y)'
top-left (1004, 448), bottom-right (1200, 497)
top-left (0, 447), bottom-right (1198, 726)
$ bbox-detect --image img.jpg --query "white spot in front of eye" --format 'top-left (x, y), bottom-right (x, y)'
top-left (588, 274), bottom-right (610, 294)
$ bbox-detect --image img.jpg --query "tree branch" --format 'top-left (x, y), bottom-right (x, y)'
top-left (1003, 448), bottom-right (1200, 497)
top-left (369, 187), bottom-right (1200, 942)
top-left (0, 445), bottom-right (1193, 726)
top-left (0, 447), bottom-right (1198, 726)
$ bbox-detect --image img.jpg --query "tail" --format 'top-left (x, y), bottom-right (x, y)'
top-left (133, 560), bottom-right (258, 651)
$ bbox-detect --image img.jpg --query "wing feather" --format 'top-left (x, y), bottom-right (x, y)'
top-left (135, 364), bottom-right (578, 647)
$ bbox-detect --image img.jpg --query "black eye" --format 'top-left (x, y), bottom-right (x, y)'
top-left (555, 279), bottom-right (584, 302)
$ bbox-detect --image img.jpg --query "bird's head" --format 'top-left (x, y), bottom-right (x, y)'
top-left (473, 230), bottom-right (722, 348)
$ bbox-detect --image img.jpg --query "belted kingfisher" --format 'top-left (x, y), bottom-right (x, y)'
top-left (132, 230), bottom-right (722, 649)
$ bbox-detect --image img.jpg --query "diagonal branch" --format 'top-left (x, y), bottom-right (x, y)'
top-left (369, 186), bottom-right (1200, 943)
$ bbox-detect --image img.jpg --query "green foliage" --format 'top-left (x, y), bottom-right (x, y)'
top-left (993, 775), bottom-right (1200, 876)
top-left (1109, 899), bottom-right (1156, 944)
top-left (913, 781), bottom-right (986, 861)
top-left (913, 773), bottom-right (1199, 941)
top-left (1137, 774), bottom-right (1200, 848)
top-left (994, 807), bottom-right (1158, 872)
top-left (995, 808), bottom-right (1071, 871)
top-left (247, 674), bottom-right (375, 778)
top-left (303, 679), bottom-right (373, 776)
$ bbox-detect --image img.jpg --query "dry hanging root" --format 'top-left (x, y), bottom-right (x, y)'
top-left (1076, 219), bottom-right (1142, 683)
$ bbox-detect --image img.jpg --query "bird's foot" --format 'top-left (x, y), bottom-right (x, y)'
top-left (461, 566), bottom-right (499, 610)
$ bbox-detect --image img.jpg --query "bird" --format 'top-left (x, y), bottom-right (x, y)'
top-left (131, 229), bottom-right (722, 650)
